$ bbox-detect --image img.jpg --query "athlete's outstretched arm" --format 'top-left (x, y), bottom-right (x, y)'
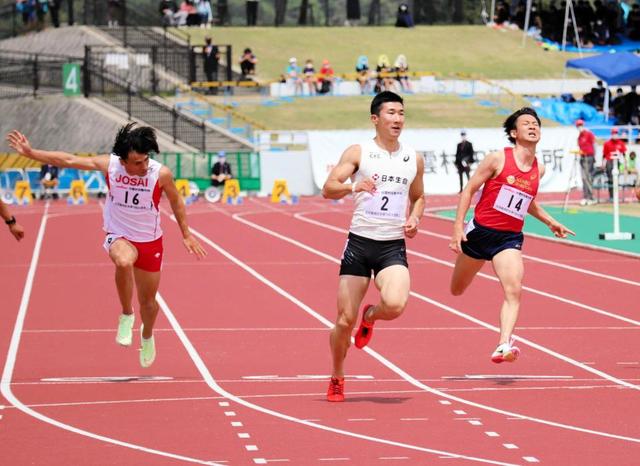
top-left (322, 145), bottom-right (375, 200)
top-left (160, 167), bottom-right (207, 259)
top-left (404, 154), bottom-right (425, 239)
top-left (449, 152), bottom-right (501, 254)
top-left (0, 201), bottom-right (24, 241)
top-left (528, 200), bottom-right (575, 238)
top-left (6, 130), bottom-right (108, 172)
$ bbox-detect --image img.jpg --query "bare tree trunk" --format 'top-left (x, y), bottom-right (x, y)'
top-left (274, 0), bottom-right (288, 26)
top-left (298, 0), bottom-right (309, 24)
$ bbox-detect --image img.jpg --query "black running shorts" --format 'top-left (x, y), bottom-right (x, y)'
top-left (339, 232), bottom-right (408, 278)
top-left (461, 219), bottom-right (524, 261)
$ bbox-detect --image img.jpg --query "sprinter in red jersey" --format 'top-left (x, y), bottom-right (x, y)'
top-left (448, 108), bottom-right (574, 363)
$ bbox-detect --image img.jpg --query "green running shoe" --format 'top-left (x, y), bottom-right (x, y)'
top-left (115, 313), bottom-right (134, 346)
top-left (139, 325), bottom-right (156, 368)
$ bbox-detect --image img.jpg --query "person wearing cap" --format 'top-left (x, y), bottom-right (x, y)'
top-left (318, 59), bottom-right (335, 94)
top-left (285, 57), bottom-right (303, 95)
top-left (575, 119), bottom-right (596, 205)
top-left (211, 151), bottom-right (233, 188)
top-left (602, 127), bottom-right (627, 202)
top-left (454, 130), bottom-right (475, 193)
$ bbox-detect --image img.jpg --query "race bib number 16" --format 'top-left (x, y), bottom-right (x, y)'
top-left (363, 190), bottom-right (406, 219)
top-left (493, 184), bottom-right (533, 220)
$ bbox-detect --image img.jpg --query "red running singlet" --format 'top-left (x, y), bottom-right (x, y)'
top-left (474, 147), bottom-right (539, 233)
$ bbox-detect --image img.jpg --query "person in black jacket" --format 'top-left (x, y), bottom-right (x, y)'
top-left (455, 130), bottom-right (475, 193)
top-left (211, 152), bottom-right (233, 187)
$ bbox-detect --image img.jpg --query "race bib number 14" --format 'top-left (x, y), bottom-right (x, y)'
top-left (363, 190), bottom-right (406, 219)
top-left (493, 184), bottom-right (533, 220)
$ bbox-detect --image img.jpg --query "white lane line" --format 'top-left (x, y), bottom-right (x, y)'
top-left (0, 206), bottom-right (222, 466)
top-left (503, 444), bottom-right (519, 450)
top-left (347, 418), bottom-right (375, 422)
top-left (618, 362), bottom-right (639, 365)
top-left (295, 213), bottom-right (640, 326)
top-left (400, 418), bottom-right (429, 421)
top-left (523, 457), bottom-right (540, 463)
top-left (485, 432), bottom-right (500, 437)
top-left (224, 411), bottom-right (236, 417)
top-left (238, 433), bottom-right (251, 439)
top-left (417, 228), bottom-right (640, 287)
top-left (454, 410), bottom-right (467, 415)
top-left (230, 212), bottom-right (640, 442)
top-left (469, 421), bottom-right (483, 426)
top-left (219, 401), bottom-right (230, 407)
top-left (318, 459), bottom-right (350, 462)
top-left (380, 457), bottom-right (410, 460)
top-left (253, 458), bottom-right (267, 464)
top-left (245, 445), bottom-right (259, 451)
top-left (162, 222), bottom-right (523, 466)
top-left (440, 400), bottom-right (452, 405)
top-left (231, 422), bottom-right (243, 427)
top-left (282, 213), bottom-right (640, 391)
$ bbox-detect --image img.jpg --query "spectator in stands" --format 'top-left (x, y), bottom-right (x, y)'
top-left (285, 57), bottom-right (303, 96)
top-left (355, 55), bottom-right (371, 95)
top-left (611, 87), bottom-right (626, 122)
top-left (211, 152), bottom-right (233, 188)
top-left (107, 0), bottom-right (122, 28)
top-left (159, 0), bottom-right (178, 26)
top-left (49, 0), bottom-right (60, 28)
top-left (317, 59), bottom-right (335, 95)
top-left (202, 36), bottom-right (220, 93)
top-left (39, 163), bottom-right (59, 200)
top-left (575, 119), bottom-right (596, 206)
top-left (494, 1), bottom-right (509, 25)
top-left (593, 18), bottom-right (610, 45)
top-left (454, 130), bottom-right (475, 193)
top-left (239, 48), bottom-right (257, 78)
top-left (196, 0), bottom-right (212, 27)
top-left (175, 0), bottom-right (199, 26)
top-left (303, 59), bottom-right (317, 95)
top-left (0, 201), bottom-right (24, 242)
top-left (395, 2), bottom-right (413, 28)
top-left (583, 80), bottom-right (606, 111)
top-left (626, 151), bottom-right (637, 177)
top-left (246, 0), bottom-right (259, 26)
top-left (629, 4), bottom-right (640, 40)
top-left (394, 54), bottom-right (411, 93)
top-left (375, 54), bottom-right (396, 93)
top-left (602, 127), bottom-right (627, 202)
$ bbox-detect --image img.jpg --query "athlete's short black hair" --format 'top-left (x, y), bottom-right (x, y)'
top-left (370, 91), bottom-right (404, 116)
top-left (111, 123), bottom-right (159, 160)
top-left (503, 107), bottom-right (541, 144)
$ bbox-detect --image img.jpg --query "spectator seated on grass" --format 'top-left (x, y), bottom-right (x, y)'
top-left (285, 57), bottom-right (303, 96)
top-left (355, 55), bottom-right (371, 95)
top-left (317, 59), bottom-right (335, 95)
top-left (159, 0), bottom-right (178, 26)
top-left (303, 59), bottom-right (317, 95)
top-left (394, 54), bottom-right (412, 93)
top-left (240, 48), bottom-right (257, 79)
top-left (375, 54), bottom-right (396, 93)
top-left (196, 0), bottom-right (213, 28)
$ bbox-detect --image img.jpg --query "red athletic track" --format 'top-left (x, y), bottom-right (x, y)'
top-left (0, 197), bottom-right (638, 465)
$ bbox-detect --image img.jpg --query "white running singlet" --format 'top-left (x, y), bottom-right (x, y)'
top-left (103, 154), bottom-right (163, 242)
top-left (350, 139), bottom-right (418, 241)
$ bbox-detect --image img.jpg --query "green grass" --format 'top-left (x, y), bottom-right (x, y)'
top-left (221, 93), bottom-right (549, 130)
top-left (176, 25), bottom-right (582, 81)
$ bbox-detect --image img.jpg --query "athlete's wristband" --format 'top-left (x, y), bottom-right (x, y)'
top-left (5, 216), bottom-right (16, 226)
top-left (351, 182), bottom-right (357, 194)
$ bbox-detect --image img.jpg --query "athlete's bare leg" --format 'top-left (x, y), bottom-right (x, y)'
top-left (450, 253), bottom-right (486, 296)
top-left (331, 275), bottom-right (369, 379)
top-left (366, 265), bottom-right (410, 323)
top-left (491, 249), bottom-right (524, 345)
top-left (133, 268), bottom-right (161, 339)
top-left (109, 239), bottom-right (137, 315)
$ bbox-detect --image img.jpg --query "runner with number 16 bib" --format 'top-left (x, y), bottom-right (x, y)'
top-left (448, 107), bottom-right (575, 364)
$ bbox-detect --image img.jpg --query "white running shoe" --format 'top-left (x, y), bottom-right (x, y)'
top-left (579, 199), bottom-right (588, 206)
top-left (115, 313), bottom-right (134, 346)
top-left (491, 338), bottom-right (520, 364)
top-left (139, 325), bottom-right (156, 368)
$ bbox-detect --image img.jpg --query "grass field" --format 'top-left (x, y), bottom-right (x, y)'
top-left (176, 25), bottom-right (582, 81)
top-left (213, 93), bottom-right (546, 130)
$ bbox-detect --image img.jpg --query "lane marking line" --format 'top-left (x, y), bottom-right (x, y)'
top-left (227, 211), bottom-right (640, 442)
top-left (0, 206), bottom-right (223, 466)
top-left (295, 213), bottom-right (640, 327)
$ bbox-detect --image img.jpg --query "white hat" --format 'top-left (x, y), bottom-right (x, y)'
top-left (289, 57), bottom-right (297, 63)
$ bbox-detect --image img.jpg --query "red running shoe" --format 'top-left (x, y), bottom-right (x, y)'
top-left (354, 304), bottom-right (375, 349)
top-left (327, 377), bottom-right (345, 402)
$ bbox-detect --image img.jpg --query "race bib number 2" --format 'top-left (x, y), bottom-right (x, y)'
top-left (493, 184), bottom-right (533, 220)
top-left (362, 190), bottom-right (406, 219)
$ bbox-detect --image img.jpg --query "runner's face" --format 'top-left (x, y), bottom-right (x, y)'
top-left (122, 151), bottom-right (150, 177)
top-left (373, 102), bottom-right (404, 138)
top-left (513, 114), bottom-right (540, 144)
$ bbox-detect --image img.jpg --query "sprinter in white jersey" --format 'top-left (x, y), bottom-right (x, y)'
top-left (7, 124), bottom-right (206, 368)
top-left (322, 92), bottom-right (425, 402)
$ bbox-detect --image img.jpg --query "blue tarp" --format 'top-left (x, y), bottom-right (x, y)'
top-left (540, 37), bottom-right (640, 54)
top-left (528, 97), bottom-right (607, 126)
top-left (566, 52), bottom-right (640, 85)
